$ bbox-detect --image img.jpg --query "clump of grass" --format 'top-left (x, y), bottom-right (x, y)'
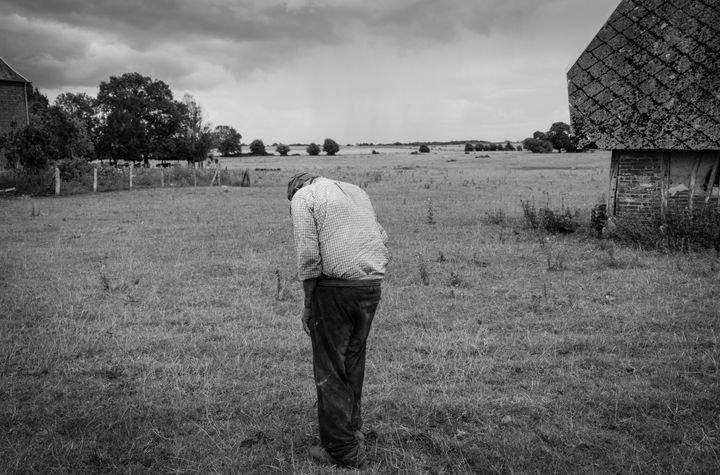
top-left (426, 199), bottom-right (435, 224)
top-left (448, 272), bottom-right (468, 288)
top-left (613, 207), bottom-right (720, 253)
top-left (521, 199), bottom-right (580, 234)
top-left (417, 254), bottom-right (430, 285)
top-left (484, 208), bottom-right (507, 225)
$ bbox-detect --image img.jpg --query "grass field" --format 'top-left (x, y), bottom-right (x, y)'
top-left (1, 149), bottom-right (719, 474)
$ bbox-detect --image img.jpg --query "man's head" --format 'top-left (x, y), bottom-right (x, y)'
top-left (287, 172), bottom-right (319, 200)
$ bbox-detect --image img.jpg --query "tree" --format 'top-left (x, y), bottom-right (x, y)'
top-left (522, 137), bottom-right (554, 153)
top-left (214, 125), bottom-right (242, 156)
top-left (0, 88), bottom-right (93, 171)
top-left (55, 92), bottom-right (98, 145)
top-left (276, 143), bottom-right (290, 156)
top-left (177, 94), bottom-right (214, 165)
top-left (40, 106), bottom-right (95, 161)
top-left (504, 141), bottom-right (515, 151)
top-left (419, 144), bottom-right (430, 153)
top-left (95, 72), bottom-right (185, 165)
top-left (0, 122), bottom-right (51, 173)
top-left (249, 139), bottom-right (266, 155)
top-left (546, 121), bottom-right (572, 152)
top-left (306, 142), bottom-right (321, 156)
top-left (323, 138), bottom-right (340, 156)
top-left (464, 143), bottom-right (475, 152)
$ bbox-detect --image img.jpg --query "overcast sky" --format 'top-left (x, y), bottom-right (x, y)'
top-left (0, 0), bottom-right (621, 144)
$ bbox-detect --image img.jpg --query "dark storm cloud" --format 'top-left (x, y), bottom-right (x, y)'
top-left (0, 0), bottom-right (368, 89)
top-left (0, 0), bottom-right (622, 143)
top-left (0, 0), bottom-right (339, 47)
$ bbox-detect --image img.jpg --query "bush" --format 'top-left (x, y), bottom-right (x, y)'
top-left (275, 143), bottom-right (290, 156)
top-left (523, 138), bottom-right (554, 153)
top-left (249, 139), bottom-right (266, 155)
top-left (57, 158), bottom-right (94, 183)
top-left (521, 200), bottom-right (580, 234)
top-left (613, 208), bottom-right (720, 252)
top-left (323, 138), bottom-right (340, 156)
top-left (306, 143), bottom-right (321, 156)
top-left (0, 169), bottom-right (55, 195)
top-left (419, 144), bottom-right (430, 153)
top-left (464, 143), bottom-right (475, 153)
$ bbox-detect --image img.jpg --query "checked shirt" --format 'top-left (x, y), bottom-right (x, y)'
top-left (291, 177), bottom-right (389, 281)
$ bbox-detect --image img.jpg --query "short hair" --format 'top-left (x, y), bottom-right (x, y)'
top-left (287, 172), bottom-right (319, 200)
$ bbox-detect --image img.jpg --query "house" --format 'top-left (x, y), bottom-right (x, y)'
top-left (0, 56), bottom-right (31, 168)
top-left (0, 56), bottom-right (30, 134)
top-left (567, 0), bottom-right (720, 221)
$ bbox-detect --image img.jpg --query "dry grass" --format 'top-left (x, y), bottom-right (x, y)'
top-left (1, 149), bottom-right (719, 473)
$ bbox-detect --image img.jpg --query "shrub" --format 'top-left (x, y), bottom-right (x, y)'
top-left (523, 138), bottom-right (554, 153)
top-left (275, 143), bottom-right (290, 156)
top-left (249, 139), bottom-right (266, 155)
top-left (521, 200), bottom-right (580, 234)
top-left (613, 207), bottom-right (720, 252)
top-left (474, 143), bottom-right (485, 152)
top-left (419, 144), bottom-right (430, 153)
top-left (306, 143), bottom-right (321, 156)
top-left (0, 169), bottom-right (55, 195)
top-left (323, 138), bottom-right (340, 156)
top-left (464, 143), bottom-right (475, 153)
top-left (57, 158), bottom-right (94, 183)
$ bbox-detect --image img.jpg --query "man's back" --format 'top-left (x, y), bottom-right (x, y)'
top-left (291, 177), bottom-right (389, 281)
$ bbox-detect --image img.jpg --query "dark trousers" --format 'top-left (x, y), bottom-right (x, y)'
top-left (309, 280), bottom-right (381, 467)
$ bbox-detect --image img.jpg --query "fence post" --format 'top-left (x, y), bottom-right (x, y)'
top-left (55, 167), bottom-right (60, 195)
top-left (129, 163), bottom-right (133, 189)
top-left (93, 167), bottom-right (98, 192)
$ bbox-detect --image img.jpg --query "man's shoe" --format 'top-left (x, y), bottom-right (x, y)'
top-left (309, 445), bottom-right (368, 471)
top-left (309, 445), bottom-right (337, 466)
top-left (355, 428), bottom-right (378, 443)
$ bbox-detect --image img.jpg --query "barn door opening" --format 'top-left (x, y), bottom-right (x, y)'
top-left (607, 151), bottom-right (620, 217)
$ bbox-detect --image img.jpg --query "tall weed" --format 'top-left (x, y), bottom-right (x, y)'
top-left (614, 207), bottom-right (720, 253)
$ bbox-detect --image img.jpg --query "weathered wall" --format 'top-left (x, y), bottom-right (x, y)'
top-left (611, 150), bottom-right (664, 220)
top-left (610, 150), bottom-right (720, 220)
top-left (0, 81), bottom-right (28, 134)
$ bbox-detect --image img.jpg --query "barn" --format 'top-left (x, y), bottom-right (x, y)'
top-left (0, 56), bottom-right (31, 168)
top-left (567, 0), bottom-right (720, 222)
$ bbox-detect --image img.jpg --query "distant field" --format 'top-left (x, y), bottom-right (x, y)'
top-left (1, 150), bottom-right (719, 474)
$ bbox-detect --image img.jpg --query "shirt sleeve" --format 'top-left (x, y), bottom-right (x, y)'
top-left (291, 194), bottom-right (322, 280)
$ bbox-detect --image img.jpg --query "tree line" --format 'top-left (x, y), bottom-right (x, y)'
top-left (522, 121), bottom-right (595, 153)
top-left (0, 72), bottom-right (244, 172)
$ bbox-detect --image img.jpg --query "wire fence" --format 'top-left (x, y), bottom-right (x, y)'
top-left (0, 164), bottom-right (255, 197)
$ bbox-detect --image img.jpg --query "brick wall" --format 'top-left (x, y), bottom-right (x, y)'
top-left (0, 82), bottom-right (28, 134)
top-left (611, 150), bottom-right (720, 222)
top-left (613, 150), bottom-right (663, 221)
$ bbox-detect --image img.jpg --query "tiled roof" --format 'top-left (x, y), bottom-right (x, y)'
top-left (567, 0), bottom-right (720, 150)
top-left (0, 56), bottom-right (30, 83)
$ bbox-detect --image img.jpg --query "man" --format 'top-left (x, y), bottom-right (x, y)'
top-left (287, 172), bottom-right (389, 470)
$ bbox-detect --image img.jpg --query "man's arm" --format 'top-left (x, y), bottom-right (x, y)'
top-left (291, 194), bottom-right (321, 335)
top-left (291, 195), bottom-right (322, 280)
top-left (301, 277), bottom-right (318, 336)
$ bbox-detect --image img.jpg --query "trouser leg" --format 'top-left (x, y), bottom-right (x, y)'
top-left (310, 284), bottom-right (380, 467)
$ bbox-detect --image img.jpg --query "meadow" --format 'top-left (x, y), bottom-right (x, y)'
top-left (1, 149), bottom-right (718, 474)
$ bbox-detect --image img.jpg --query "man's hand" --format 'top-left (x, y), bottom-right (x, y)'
top-left (301, 277), bottom-right (318, 337)
top-left (302, 306), bottom-right (312, 336)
